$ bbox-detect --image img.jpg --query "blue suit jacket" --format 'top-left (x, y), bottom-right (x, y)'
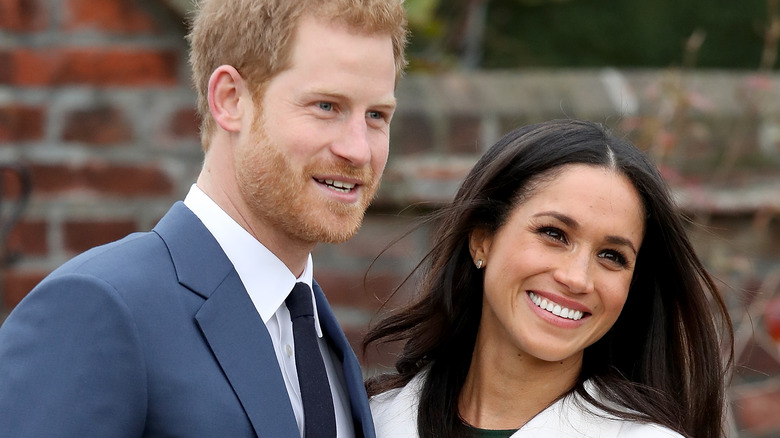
top-left (0, 202), bottom-right (376, 437)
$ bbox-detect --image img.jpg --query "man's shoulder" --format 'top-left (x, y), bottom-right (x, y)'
top-left (53, 202), bottom-right (199, 280)
top-left (55, 229), bottom-right (168, 278)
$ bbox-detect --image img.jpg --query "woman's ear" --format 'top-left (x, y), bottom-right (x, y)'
top-left (469, 228), bottom-right (492, 263)
top-left (207, 65), bottom-right (249, 133)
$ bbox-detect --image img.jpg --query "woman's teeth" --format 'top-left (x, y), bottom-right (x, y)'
top-left (528, 292), bottom-right (584, 321)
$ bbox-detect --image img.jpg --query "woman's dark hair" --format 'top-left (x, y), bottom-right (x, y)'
top-left (363, 119), bottom-right (733, 438)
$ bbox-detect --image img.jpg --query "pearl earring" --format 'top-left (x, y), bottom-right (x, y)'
top-left (476, 259), bottom-right (483, 269)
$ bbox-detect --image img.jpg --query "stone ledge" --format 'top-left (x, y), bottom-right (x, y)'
top-left (395, 70), bottom-right (780, 119)
top-left (382, 69), bottom-right (780, 213)
top-left (377, 155), bottom-right (780, 214)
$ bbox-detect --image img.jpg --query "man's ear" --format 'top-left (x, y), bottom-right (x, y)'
top-left (207, 65), bottom-right (248, 133)
top-left (469, 228), bottom-right (492, 262)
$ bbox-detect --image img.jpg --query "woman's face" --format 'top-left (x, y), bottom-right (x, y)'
top-left (470, 164), bottom-right (645, 365)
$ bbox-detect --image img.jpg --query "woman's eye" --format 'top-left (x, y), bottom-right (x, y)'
top-left (598, 250), bottom-right (628, 267)
top-left (540, 227), bottom-right (567, 243)
top-left (317, 102), bottom-right (333, 111)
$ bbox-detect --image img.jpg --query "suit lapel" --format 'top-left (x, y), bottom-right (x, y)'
top-left (196, 275), bottom-right (299, 437)
top-left (154, 202), bottom-right (298, 437)
top-left (313, 282), bottom-right (376, 438)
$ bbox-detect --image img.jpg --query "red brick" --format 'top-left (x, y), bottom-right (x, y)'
top-left (2, 269), bottom-right (48, 309)
top-left (314, 271), bottom-right (410, 310)
top-left (342, 325), bottom-right (404, 369)
top-left (0, 164), bottom-right (33, 199)
top-left (2, 48), bottom-right (178, 87)
top-left (26, 164), bottom-right (78, 193)
top-left (340, 216), bottom-right (423, 259)
top-left (733, 387), bottom-right (780, 434)
top-left (0, 0), bottom-right (48, 32)
top-left (63, 106), bottom-right (133, 145)
top-left (169, 108), bottom-right (200, 139)
top-left (766, 297), bottom-right (780, 341)
top-left (737, 339), bottom-right (780, 379)
top-left (391, 113), bottom-right (435, 155)
top-left (29, 162), bottom-right (174, 197)
top-left (82, 162), bottom-right (174, 196)
top-left (65, 0), bottom-right (159, 33)
top-left (6, 220), bottom-right (47, 257)
top-left (64, 219), bottom-right (137, 254)
top-left (447, 114), bottom-right (482, 154)
top-left (0, 52), bottom-right (11, 83)
top-left (0, 105), bottom-right (45, 142)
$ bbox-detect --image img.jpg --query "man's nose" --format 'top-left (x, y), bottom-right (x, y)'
top-left (330, 115), bottom-right (371, 167)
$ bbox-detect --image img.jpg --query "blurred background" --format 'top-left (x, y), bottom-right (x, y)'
top-left (0, 0), bottom-right (778, 436)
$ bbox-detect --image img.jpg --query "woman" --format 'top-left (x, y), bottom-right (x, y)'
top-left (364, 120), bottom-right (733, 437)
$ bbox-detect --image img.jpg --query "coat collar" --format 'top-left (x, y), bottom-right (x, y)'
top-left (154, 202), bottom-right (299, 437)
top-left (314, 282), bottom-right (376, 438)
top-left (154, 202), bottom-right (376, 438)
top-left (153, 202), bottom-right (233, 299)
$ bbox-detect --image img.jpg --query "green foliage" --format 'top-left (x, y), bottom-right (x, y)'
top-left (405, 0), bottom-right (440, 28)
top-left (406, 0), bottom-right (776, 70)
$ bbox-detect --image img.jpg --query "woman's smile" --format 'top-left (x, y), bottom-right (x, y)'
top-left (471, 164), bottom-right (645, 364)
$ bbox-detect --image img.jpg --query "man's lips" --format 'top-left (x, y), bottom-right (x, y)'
top-left (314, 177), bottom-right (358, 193)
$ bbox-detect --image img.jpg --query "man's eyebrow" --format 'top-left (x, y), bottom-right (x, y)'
top-left (373, 98), bottom-right (397, 111)
top-left (533, 211), bottom-right (638, 255)
top-left (307, 89), bottom-right (397, 110)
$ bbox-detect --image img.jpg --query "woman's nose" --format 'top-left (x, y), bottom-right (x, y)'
top-left (552, 250), bottom-right (594, 294)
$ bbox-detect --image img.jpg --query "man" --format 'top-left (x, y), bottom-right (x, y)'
top-left (0, 0), bottom-right (407, 436)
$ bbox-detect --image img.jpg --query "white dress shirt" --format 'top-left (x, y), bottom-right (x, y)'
top-left (184, 184), bottom-right (354, 438)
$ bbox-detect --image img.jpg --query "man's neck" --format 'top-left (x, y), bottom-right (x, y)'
top-left (195, 173), bottom-right (314, 277)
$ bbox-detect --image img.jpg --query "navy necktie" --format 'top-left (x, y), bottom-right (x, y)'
top-left (286, 283), bottom-right (337, 438)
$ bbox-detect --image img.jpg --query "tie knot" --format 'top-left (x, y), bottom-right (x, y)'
top-left (286, 282), bottom-right (314, 319)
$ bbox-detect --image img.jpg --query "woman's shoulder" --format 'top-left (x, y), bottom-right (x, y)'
top-left (370, 372), bottom-right (426, 438)
top-left (517, 397), bottom-right (684, 437)
top-left (513, 381), bottom-right (684, 438)
top-left (515, 381), bottom-right (684, 438)
top-left (582, 381), bottom-right (685, 438)
top-left (611, 421), bottom-right (685, 437)
top-left (369, 374), bottom-right (685, 438)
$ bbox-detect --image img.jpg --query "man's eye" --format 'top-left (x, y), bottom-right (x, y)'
top-left (367, 110), bottom-right (382, 120)
top-left (318, 102), bottom-right (333, 111)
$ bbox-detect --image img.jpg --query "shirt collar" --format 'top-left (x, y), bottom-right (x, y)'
top-left (183, 184), bottom-right (322, 335)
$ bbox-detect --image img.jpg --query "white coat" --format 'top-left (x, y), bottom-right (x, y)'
top-left (370, 372), bottom-right (684, 438)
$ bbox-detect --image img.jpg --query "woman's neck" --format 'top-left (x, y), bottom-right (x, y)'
top-left (457, 330), bottom-right (583, 430)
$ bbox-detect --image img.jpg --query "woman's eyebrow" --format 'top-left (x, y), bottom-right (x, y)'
top-left (605, 235), bottom-right (638, 255)
top-left (533, 211), bottom-right (638, 255)
top-left (533, 211), bottom-right (578, 228)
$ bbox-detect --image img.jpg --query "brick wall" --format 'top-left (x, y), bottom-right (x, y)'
top-left (0, 0), bottom-right (201, 309)
top-left (2, 1), bottom-right (780, 436)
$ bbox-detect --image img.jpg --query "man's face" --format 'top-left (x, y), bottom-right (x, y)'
top-left (235, 16), bottom-right (397, 245)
